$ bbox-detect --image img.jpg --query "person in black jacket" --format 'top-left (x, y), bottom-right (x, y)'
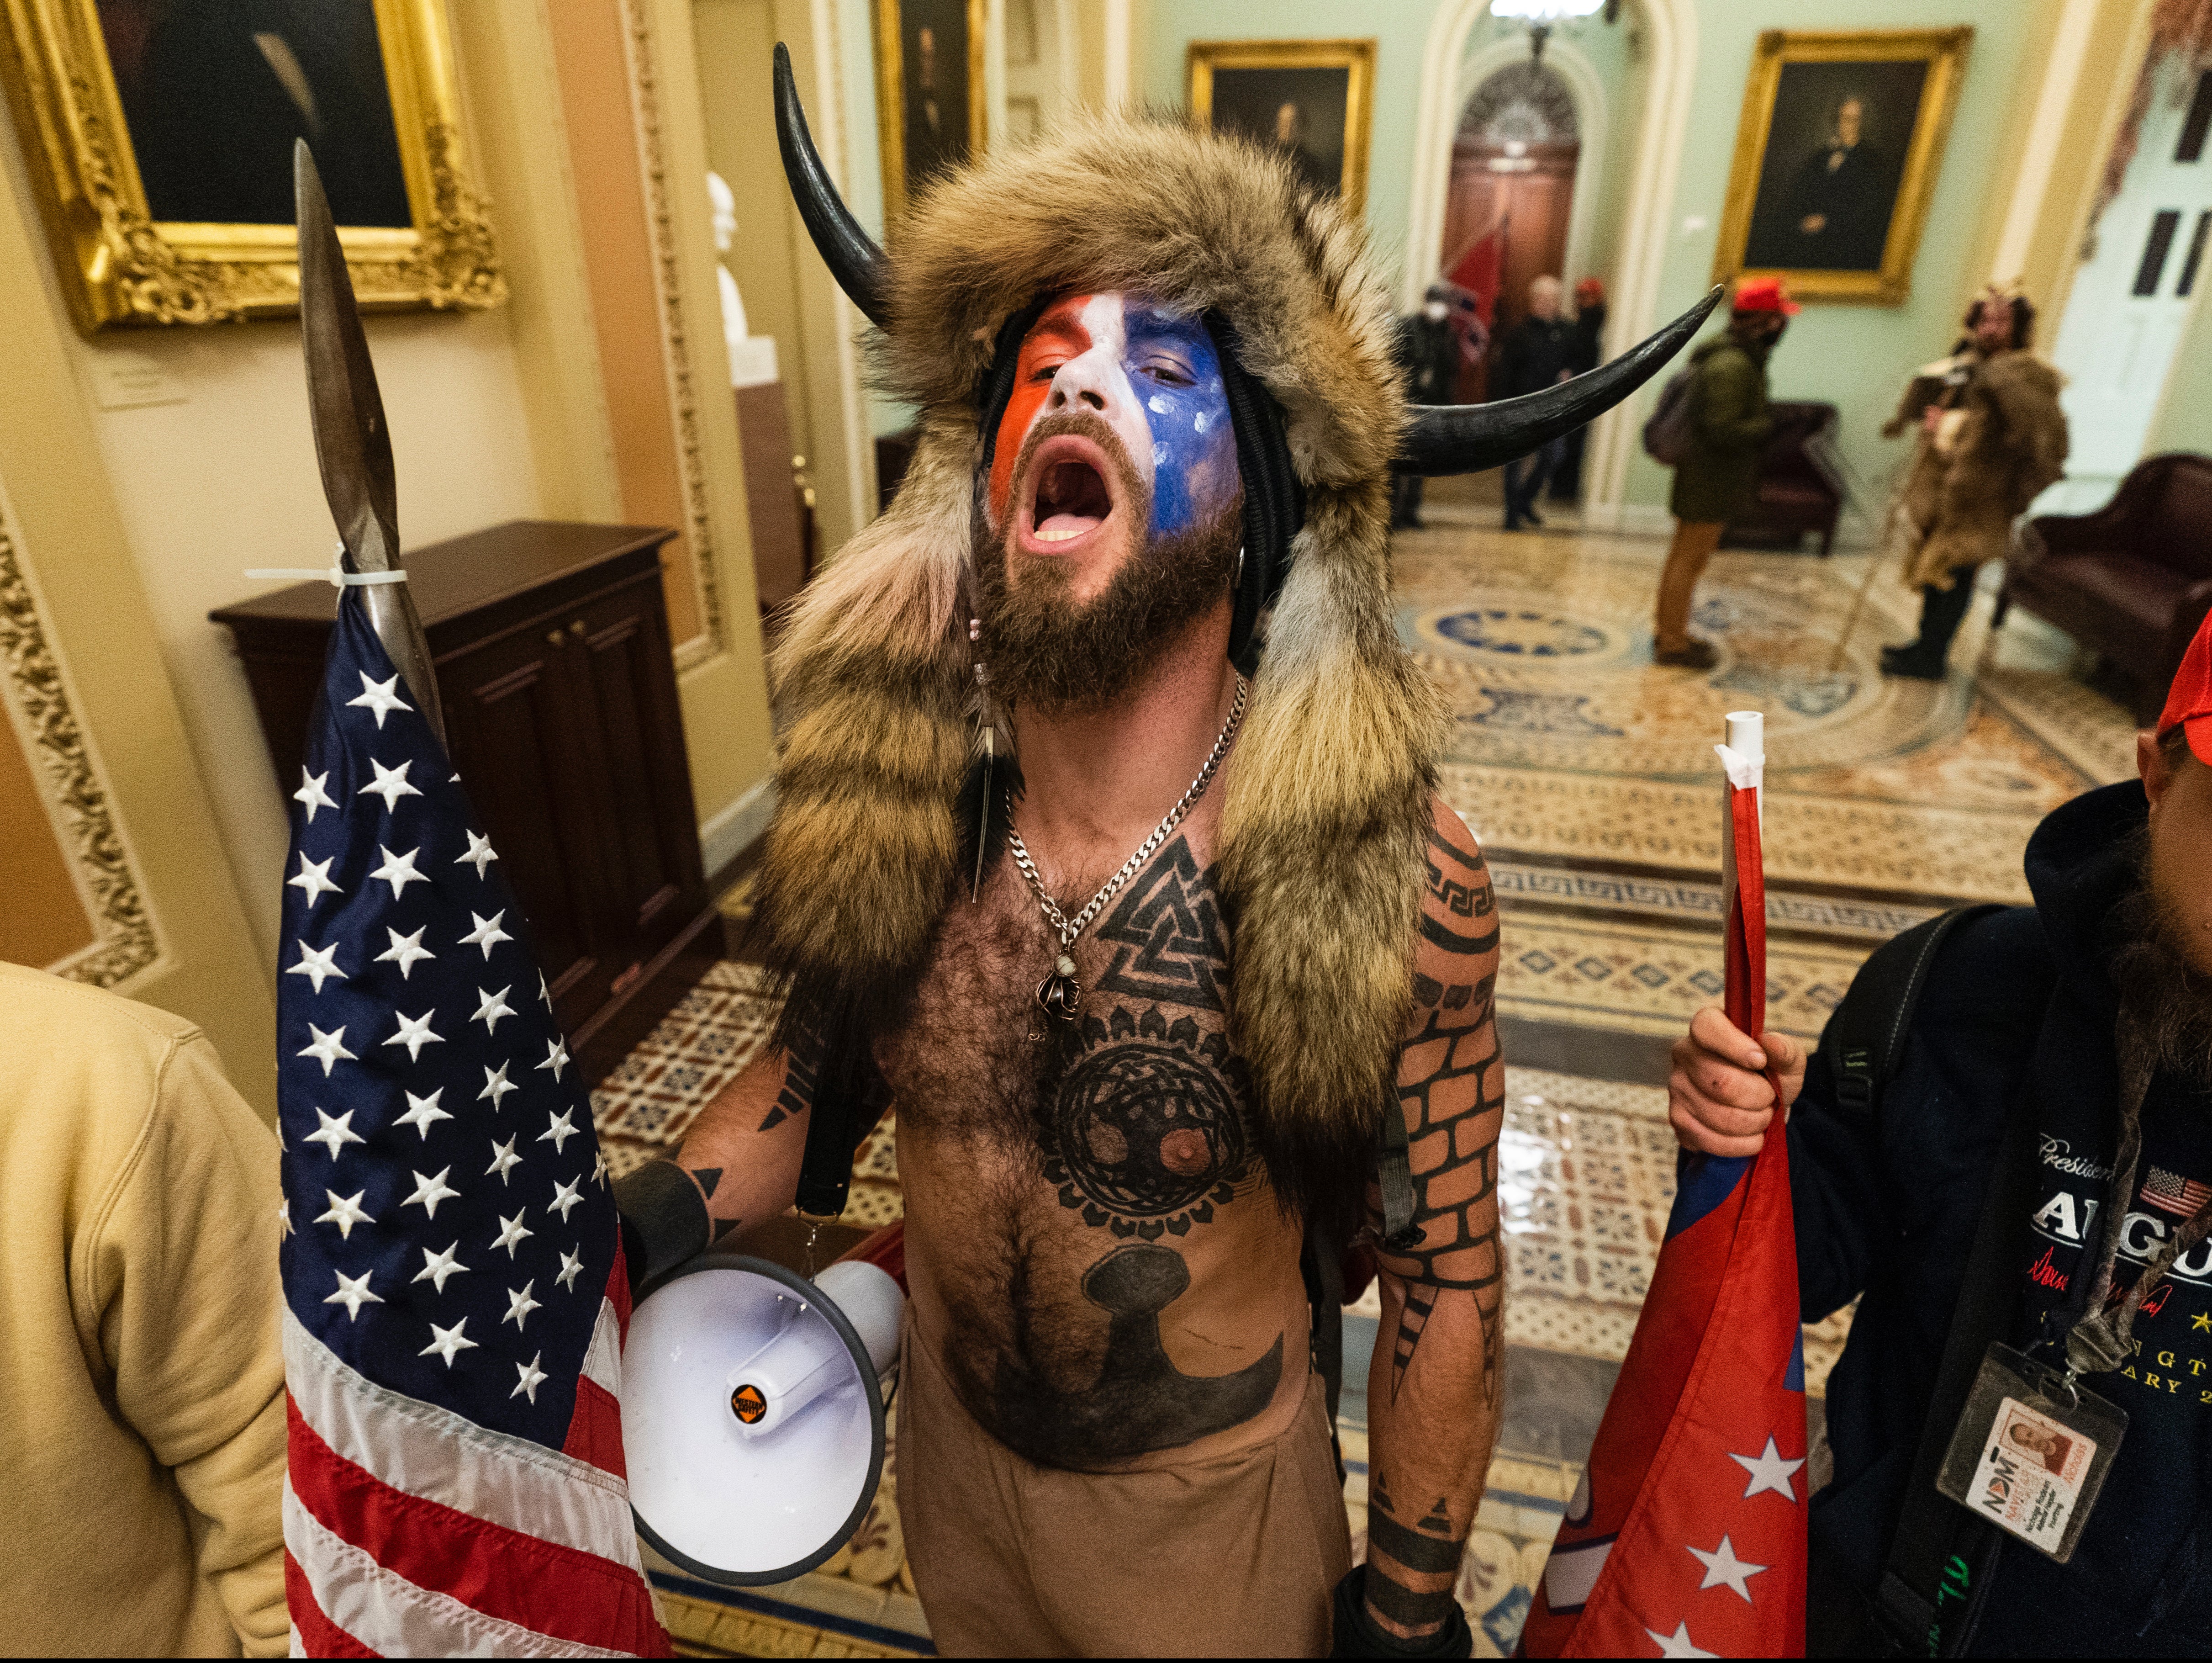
top-left (1494, 275), bottom-right (1576, 530)
top-left (1390, 286), bottom-right (1466, 530)
top-left (1667, 610), bottom-right (2212, 1655)
top-left (1549, 277), bottom-right (1607, 503)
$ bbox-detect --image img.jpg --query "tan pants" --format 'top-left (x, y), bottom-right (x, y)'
top-left (897, 1332), bottom-right (1351, 1657)
top-left (1655, 519), bottom-right (1727, 649)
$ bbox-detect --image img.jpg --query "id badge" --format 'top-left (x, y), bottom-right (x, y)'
top-left (1935, 1343), bottom-right (2126, 1563)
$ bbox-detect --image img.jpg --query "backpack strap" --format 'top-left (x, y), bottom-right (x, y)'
top-left (1827, 905), bottom-right (2004, 1126)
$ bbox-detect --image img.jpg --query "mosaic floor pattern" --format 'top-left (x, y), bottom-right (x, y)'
top-left (593, 988), bottom-right (1842, 1658)
top-left (1399, 530), bottom-right (2136, 1040)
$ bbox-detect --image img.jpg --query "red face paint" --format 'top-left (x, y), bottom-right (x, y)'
top-left (988, 294), bottom-right (1094, 524)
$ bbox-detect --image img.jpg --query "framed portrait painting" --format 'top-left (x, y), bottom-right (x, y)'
top-left (872, 0), bottom-right (986, 227)
top-left (0, 0), bottom-right (502, 332)
top-left (1713, 28), bottom-right (1971, 305)
top-left (1188, 39), bottom-right (1375, 218)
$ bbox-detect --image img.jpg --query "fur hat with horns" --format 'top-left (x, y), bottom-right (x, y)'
top-left (758, 48), bottom-right (1715, 1220)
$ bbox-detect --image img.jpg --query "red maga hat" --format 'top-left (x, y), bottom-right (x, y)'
top-left (1732, 275), bottom-right (1801, 316)
top-left (2159, 608), bottom-right (2212, 767)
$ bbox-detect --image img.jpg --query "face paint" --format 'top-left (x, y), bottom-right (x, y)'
top-left (989, 292), bottom-right (1236, 544)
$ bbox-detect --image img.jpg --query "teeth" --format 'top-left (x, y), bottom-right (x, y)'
top-left (1036, 524), bottom-right (1083, 542)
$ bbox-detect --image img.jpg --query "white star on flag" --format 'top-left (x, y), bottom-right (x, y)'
top-left (486, 1137), bottom-right (523, 1184)
top-left (298, 1024), bottom-right (357, 1076)
top-left (402, 1167), bottom-right (461, 1220)
top-left (473, 985), bottom-right (517, 1034)
top-left (555, 1248), bottom-right (585, 1292)
top-left (286, 940), bottom-right (348, 994)
top-left (538, 970), bottom-right (553, 1011)
top-left (537, 1038), bottom-right (569, 1082)
top-left (591, 1150), bottom-right (608, 1188)
top-left (279, 1200), bottom-right (293, 1238)
top-left (369, 845), bottom-right (429, 900)
top-left (1729, 1436), bottom-right (1805, 1502)
top-left (512, 1351), bottom-right (549, 1403)
top-left (503, 1281), bottom-right (542, 1333)
top-left (491, 1210), bottom-right (534, 1259)
top-left (316, 1189), bottom-right (375, 1239)
top-left (294, 768), bottom-right (338, 821)
top-left (457, 830), bottom-right (498, 878)
top-left (1645, 1621), bottom-right (1716, 1659)
top-left (540, 1108), bottom-right (580, 1154)
top-left (346, 672), bottom-right (414, 728)
top-left (288, 853), bottom-right (342, 905)
top-left (1686, 1533), bottom-right (1767, 1602)
top-left (324, 1268), bottom-right (384, 1321)
top-left (359, 757), bottom-right (423, 811)
top-left (479, 1061), bottom-right (519, 1109)
top-left (375, 926), bottom-right (435, 979)
top-left (384, 1009), bottom-right (445, 1061)
top-left (420, 1318), bottom-right (480, 1368)
top-left (394, 1089), bottom-right (452, 1139)
top-left (549, 1177), bottom-right (584, 1222)
top-left (304, 1107), bottom-right (365, 1160)
top-left (460, 911), bottom-right (513, 959)
top-left (412, 1242), bottom-right (470, 1293)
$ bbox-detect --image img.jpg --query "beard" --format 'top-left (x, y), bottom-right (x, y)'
top-left (975, 410), bottom-right (1242, 714)
top-left (2109, 829), bottom-right (2212, 1086)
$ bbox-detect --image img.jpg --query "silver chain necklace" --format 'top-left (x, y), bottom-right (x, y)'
top-left (1005, 675), bottom-right (1247, 1023)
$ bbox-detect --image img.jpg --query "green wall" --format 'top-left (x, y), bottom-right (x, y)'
top-left (1139, 0), bottom-right (2050, 523)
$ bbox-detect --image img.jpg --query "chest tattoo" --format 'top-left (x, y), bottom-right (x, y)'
top-left (1093, 836), bottom-right (1231, 1011)
top-left (1044, 1003), bottom-right (1256, 1238)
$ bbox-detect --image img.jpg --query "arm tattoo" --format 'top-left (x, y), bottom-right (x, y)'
top-left (1383, 821), bottom-right (1505, 1405)
top-left (756, 1035), bottom-right (820, 1133)
top-left (1366, 1470), bottom-right (1462, 1630)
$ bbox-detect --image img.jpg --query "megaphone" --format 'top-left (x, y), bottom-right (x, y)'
top-left (622, 1246), bottom-right (904, 1584)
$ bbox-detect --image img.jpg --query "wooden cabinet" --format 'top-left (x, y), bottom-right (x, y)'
top-left (211, 521), bottom-right (723, 1084)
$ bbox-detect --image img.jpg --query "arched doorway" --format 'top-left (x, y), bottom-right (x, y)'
top-left (1441, 59), bottom-right (1579, 401)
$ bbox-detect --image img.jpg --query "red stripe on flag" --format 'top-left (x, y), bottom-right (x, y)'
top-left (286, 1548), bottom-right (378, 1658)
top-left (287, 1398), bottom-right (668, 1656)
top-left (563, 1373), bottom-right (629, 1478)
top-left (609, 1234), bottom-right (634, 1343)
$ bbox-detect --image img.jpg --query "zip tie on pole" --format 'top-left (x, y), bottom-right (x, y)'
top-left (246, 544), bottom-right (409, 588)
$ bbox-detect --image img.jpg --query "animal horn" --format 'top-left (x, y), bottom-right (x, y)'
top-left (1396, 286), bottom-right (1725, 477)
top-left (773, 42), bottom-right (891, 329)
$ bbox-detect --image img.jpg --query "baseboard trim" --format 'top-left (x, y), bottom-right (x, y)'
top-left (700, 774), bottom-right (775, 888)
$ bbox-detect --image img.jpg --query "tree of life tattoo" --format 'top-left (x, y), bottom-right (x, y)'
top-left (1043, 1003), bottom-right (1257, 1239)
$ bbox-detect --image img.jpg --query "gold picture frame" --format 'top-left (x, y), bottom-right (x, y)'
top-left (0, 0), bottom-right (502, 333)
top-left (872, 0), bottom-right (986, 230)
top-left (1713, 28), bottom-right (1970, 305)
top-left (1188, 38), bottom-right (1375, 219)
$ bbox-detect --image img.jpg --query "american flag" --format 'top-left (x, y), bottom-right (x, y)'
top-left (2145, 1165), bottom-right (2212, 1219)
top-left (278, 590), bottom-right (668, 1656)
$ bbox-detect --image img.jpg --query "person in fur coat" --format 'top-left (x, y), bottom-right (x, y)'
top-left (1879, 290), bottom-right (2069, 680)
top-left (612, 64), bottom-right (1705, 1658)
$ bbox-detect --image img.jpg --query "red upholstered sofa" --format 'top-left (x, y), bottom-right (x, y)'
top-left (1996, 453), bottom-right (2212, 723)
top-left (1721, 401), bottom-right (1845, 556)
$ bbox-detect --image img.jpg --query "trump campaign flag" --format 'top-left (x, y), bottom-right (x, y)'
top-left (1520, 711), bottom-right (1807, 1659)
top-left (277, 591), bottom-right (670, 1656)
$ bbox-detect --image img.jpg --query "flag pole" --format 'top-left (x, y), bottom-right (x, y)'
top-left (1716, 710), bottom-right (1768, 1049)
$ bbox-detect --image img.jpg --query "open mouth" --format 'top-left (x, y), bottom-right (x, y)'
top-left (1018, 434), bottom-right (1120, 555)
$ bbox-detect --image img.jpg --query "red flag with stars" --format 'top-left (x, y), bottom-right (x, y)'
top-left (1520, 713), bottom-right (1806, 1659)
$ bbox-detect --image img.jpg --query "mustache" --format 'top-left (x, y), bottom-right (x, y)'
top-left (1005, 409), bottom-right (1149, 528)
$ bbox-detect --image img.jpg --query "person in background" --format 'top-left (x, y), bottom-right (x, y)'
top-left (1879, 287), bottom-right (2068, 681)
top-left (1391, 284), bottom-right (1463, 530)
top-left (1654, 275), bottom-right (1794, 669)
top-left (0, 961), bottom-right (287, 1654)
top-left (1665, 610), bottom-right (2212, 1656)
top-left (1550, 276), bottom-right (1609, 502)
top-left (1494, 274), bottom-right (1577, 530)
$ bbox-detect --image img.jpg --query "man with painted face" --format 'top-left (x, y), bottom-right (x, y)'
top-left (612, 62), bottom-right (1714, 1657)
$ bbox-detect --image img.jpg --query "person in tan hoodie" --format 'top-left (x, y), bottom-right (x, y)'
top-left (0, 959), bottom-right (286, 1655)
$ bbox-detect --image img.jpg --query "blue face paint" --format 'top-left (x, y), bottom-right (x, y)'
top-left (1121, 302), bottom-right (1235, 538)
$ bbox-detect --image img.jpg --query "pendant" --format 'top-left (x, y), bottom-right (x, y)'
top-left (1035, 952), bottom-right (1082, 1022)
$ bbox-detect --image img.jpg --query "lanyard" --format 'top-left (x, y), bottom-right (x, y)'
top-left (2052, 1012), bottom-right (2212, 1377)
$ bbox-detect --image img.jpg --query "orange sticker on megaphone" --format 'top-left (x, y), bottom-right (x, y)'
top-left (731, 1383), bottom-right (767, 1424)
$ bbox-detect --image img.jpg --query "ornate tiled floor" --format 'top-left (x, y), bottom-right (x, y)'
top-left (1400, 528), bottom-right (2135, 1040)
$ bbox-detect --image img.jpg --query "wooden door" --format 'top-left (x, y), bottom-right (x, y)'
top-left (1440, 138), bottom-right (1578, 400)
